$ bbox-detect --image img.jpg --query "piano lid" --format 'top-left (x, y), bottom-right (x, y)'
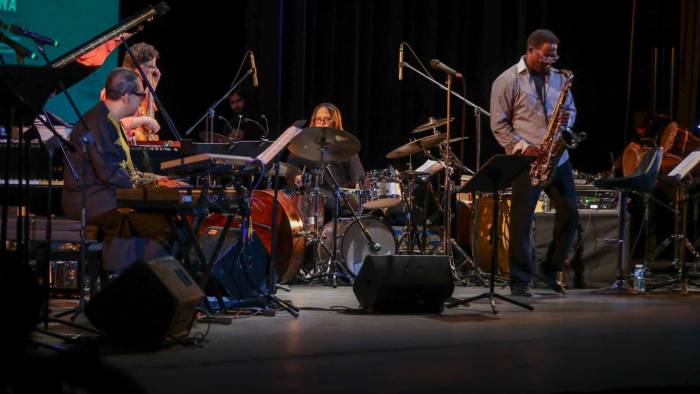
top-left (48, 2), bottom-right (169, 90)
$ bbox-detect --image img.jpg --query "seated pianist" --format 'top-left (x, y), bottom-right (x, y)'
top-left (62, 68), bottom-right (182, 274)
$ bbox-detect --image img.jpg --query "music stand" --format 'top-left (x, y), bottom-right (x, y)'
top-left (647, 151), bottom-right (700, 294)
top-left (446, 154), bottom-right (535, 314)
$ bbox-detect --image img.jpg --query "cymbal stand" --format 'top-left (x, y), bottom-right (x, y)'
top-left (400, 51), bottom-right (491, 283)
top-left (397, 166), bottom-right (425, 255)
top-left (300, 169), bottom-right (329, 279)
top-left (435, 146), bottom-right (484, 285)
top-left (646, 179), bottom-right (700, 294)
top-left (308, 165), bottom-right (382, 287)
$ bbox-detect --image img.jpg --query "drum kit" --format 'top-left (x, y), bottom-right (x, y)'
top-left (272, 117), bottom-right (477, 286)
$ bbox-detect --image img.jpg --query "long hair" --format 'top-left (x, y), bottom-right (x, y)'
top-left (310, 102), bottom-right (344, 130)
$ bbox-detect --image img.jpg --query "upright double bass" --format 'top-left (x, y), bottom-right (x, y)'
top-left (130, 73), bottom-right (160, 142)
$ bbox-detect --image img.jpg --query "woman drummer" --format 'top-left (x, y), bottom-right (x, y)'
top-left (287, 102), bottom-right (365, 219)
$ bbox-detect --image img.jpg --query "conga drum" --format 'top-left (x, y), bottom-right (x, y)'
top-left (475, 193), bottom-right (511, 276)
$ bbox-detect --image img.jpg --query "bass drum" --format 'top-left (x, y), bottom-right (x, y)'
top-left (318, 216), bottom-right (397, 275)
top-left (200, 190), bottom-right (305, 284)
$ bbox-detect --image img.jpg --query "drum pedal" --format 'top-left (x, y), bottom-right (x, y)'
top-left (276, 284), bottom-right (291, 292)
top-left (197, 315), bottom-right (232, 325)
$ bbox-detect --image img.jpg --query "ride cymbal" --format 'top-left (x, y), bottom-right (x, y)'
top-left (385, 134), bottom-right (447, 159)
top-left (288, 127), bottom-right (361, 162)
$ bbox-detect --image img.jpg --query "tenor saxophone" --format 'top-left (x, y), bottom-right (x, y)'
top-left (529, 69), bottom-right (585, 186)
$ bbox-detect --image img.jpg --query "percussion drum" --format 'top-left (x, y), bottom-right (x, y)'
top-left (341, 188), bottom-right (366, 213)
top-left (292, 190), bottom-right (326, 234)
top-left (474, 194), bottom-right (511, 276)
top-left (360, 168), bottom-right (403, 210)
top-left (318, 216), bottom-right (397, 275)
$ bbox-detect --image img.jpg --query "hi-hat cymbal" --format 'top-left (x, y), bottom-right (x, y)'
top-left (411, 117), bottom-right (454, 133)
top-left (288, 127), bottom-right (361, 162)
top-left (447, 136), bottom-right (470, 144)
top-left (198, 131), bottom-right (230, 143)
top-left (266, 162), bottom-right (302, 179)
top-left (385, 134), bottom-right (446, 159)
top-left (400, 170), bottom-right (431, 179)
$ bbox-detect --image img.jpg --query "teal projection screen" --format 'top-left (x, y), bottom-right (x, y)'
top-left (0, 0), bottom-right (119, 123)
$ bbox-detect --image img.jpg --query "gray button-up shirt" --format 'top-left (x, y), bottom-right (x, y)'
top-left (490, 57), bottom-right (576, 166)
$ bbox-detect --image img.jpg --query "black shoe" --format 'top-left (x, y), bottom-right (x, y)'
top-left (538, 265), bottom-right (567, 295)
top-left (547, 280), bottom-right (567, 295)
top-left (510, 284), bottom-right (533, 297)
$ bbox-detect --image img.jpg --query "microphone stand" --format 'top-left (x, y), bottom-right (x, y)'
top-left (183, 69), bottom-right (253, 137)
top-left (401, 59), bottom-right (490, 282)
top-left (266, 154), bottom-right (300, 316)
top-left (401, 61), bottom-right (489, 170)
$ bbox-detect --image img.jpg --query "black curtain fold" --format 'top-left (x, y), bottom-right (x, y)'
top-left (678, 0), bottom-right (700, 131)
top-left (119, 0), bottom-right (695, 173)
top-left (245, 0), bottom-right (636, 172)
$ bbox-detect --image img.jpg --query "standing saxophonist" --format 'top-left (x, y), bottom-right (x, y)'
top-left (490, 29), bottom-right (578, 297)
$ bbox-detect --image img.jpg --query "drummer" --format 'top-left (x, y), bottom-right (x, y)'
top-left (287, 102), bottom-right (365, 217)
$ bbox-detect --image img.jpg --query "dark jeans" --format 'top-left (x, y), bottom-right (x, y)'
top-left (508, 160), bottom-right (579, 285)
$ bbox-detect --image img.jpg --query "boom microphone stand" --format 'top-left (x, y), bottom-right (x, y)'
top-left (399, 44), bottom-right (490, 280)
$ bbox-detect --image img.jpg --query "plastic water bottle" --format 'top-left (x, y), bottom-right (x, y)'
top-left (633, 264), bottom-right (646, 292)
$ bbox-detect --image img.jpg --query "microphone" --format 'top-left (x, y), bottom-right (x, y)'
top-left (370, 242), bottom-right (382, 252)
top-left (217, 116), bottom-right (236, 133)
top-left (398, 43), bottom-right (404, 80)
top-left (9, 24), bottom-right (59, 47)
top-left (430, 59), bottom-right (462, 79)
top-left (0, 31), bottom-right (36, 61)
top-left (260, 115), bottom-right (270, 140)
top-left (249, 52), bottom-right (259, 87)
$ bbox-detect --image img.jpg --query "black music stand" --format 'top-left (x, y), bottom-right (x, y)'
top-left (446, 155), bottom-right (535, 314)
top-left (647, 151), bottom-right (700, 294)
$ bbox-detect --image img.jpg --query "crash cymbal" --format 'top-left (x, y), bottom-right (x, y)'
top-left (411, 117), bottom-right (454, 133)
top-left (288, 127), bottom-right (361, 162)
top-left (198, 131), bottom-right (230, 143)
top-left (385, 134), bottom-right (446, 159)
top-left (266, 162), bottom-right (302, 179)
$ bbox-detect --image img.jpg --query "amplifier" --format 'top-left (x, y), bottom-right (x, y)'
top-left (540, 184), bottom-right (618, 212)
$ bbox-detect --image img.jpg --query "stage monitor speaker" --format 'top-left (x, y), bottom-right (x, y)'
top-left (85, 256), bottom-right (204, 348)
top-left (353, 255), bottom-right (454, 313)
top-left (197, 226), bottom-right (272, 300)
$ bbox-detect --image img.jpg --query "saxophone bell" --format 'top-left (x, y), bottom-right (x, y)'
top-left (561, 127), bottom-right (587, 149)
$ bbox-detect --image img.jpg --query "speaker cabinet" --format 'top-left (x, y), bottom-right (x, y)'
top-left (353, 255), bottom-right (454, 313)
top-left (197, 227), bottom-right (272, 300)
top-left (85, 256), bottom-right (204, 348)
top-left (534, 210), bottom-right (629, 287)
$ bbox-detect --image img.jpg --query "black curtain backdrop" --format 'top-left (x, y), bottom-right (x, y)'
top-left (679, 0), bottom-right (700, 130)
top-left (120, 0), bottom-right (695, 174)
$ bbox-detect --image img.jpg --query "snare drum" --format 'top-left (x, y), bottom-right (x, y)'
top-left (318, 216), bottom-right (397, 275)
top-left (361, 167), bottom-right (403, 210)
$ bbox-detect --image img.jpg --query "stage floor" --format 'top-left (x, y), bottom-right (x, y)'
top-left (27, 283), bottom-right (700, 394)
